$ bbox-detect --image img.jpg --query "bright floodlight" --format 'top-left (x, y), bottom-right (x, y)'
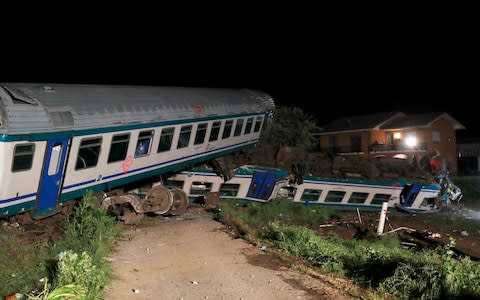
top-left (405, 136), bottom-right (417, 148)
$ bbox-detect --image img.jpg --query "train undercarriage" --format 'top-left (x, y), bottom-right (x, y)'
top-left (98, 157), bottom-right (230, 224)
top-left (99, 185), bottom-right (189, 224)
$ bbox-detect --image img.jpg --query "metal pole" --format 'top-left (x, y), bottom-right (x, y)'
top-left (377, 202), bottom-right (389, 235)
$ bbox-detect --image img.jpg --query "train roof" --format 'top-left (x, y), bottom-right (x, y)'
top-left (0, 83), bottom-right (275, 135)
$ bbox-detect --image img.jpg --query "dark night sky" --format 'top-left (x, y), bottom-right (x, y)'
top-left (1, 33), bottom-right (477, 140)
top-left (1, 0), bottom-right (477, 138)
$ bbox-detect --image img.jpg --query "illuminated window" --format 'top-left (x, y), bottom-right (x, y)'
top-left (404, 132), bottom-right (417, 148)
top-left (135, 130), bottom-right (153, 158)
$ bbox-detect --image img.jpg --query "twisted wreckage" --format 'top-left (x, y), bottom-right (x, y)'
top-left (100, 146), bottom-right (463, 223)
top-left (164, 156), bottom-right (462, 214)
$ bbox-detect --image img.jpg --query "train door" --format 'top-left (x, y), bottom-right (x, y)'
top-left (246, 170), bottom-right (276, 201)
top-left (34, 138), bottom-right (70, 218)
top-left (399, 183), bottom-right (422, 207)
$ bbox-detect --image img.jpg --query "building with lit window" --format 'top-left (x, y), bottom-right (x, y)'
top-left (318, 112), bottom-right (465, 174)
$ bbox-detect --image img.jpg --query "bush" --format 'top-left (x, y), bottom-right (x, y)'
top-left (379, 238), bottom-right (480, 299)
top-left (56, 250), bottom-right (105, 299)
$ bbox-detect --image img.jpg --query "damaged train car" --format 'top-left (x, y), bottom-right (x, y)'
top-left (0, 82), bottom-right (274, 219)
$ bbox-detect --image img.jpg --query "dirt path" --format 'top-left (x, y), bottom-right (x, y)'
top-left (103, 213), bottom-right (354, 300)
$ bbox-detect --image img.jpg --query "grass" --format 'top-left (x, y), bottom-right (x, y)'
top-left (0, 191), bottom-right (122, 298)
top-left (0, 232), bottom-right (51, 296)
top-left (216, 198), bottom-right (340, 228)
top-left (3, 190), bottom-right (479, 298)
top-left (216, 198), bottom-right (480, 299)
top-left (453, 175), bottom-right (480, 202)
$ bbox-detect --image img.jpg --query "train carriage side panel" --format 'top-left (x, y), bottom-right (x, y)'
top-left (0, 141), bottom-right (45, 216)
top-left (1, 83), bottom-right (274, 218)
top-left (60, 114), bottom-right (265, 202)
top-left (61, 133), bottom-right (108, 200)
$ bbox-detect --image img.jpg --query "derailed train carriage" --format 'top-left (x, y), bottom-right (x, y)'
top-left (165, 165), bottom-right (448, 213)
top-left (0, 82), bottom-right (274, 218)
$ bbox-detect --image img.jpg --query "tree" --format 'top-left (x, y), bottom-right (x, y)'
top-left (262, 106), bottom-right (319, 163)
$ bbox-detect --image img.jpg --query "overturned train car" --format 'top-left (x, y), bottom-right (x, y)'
top-left (0, 83), bottom-right (274, 218)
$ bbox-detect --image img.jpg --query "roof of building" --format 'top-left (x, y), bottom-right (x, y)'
top-left (319, 111), bottom-right (466, 135)
top-left (319, 111), bottom-right (404, 134)
top-left (381, 112), bottom-right (465, 130)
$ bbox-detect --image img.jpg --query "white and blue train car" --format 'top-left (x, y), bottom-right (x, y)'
top-left (165, 166), bottom-right (444, 213)
top-left (0, 83), bottom-right (274, 218)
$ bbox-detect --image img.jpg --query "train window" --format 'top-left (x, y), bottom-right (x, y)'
top-left (108, 133), bottom-right (130, 163)
top-left (163, 179), bottom-right (184, 189)
top-left (325, 191), bottom-right (346, 203)
top-left (194, 123), bottom-right (208, 145)
top-left (135, 130), bottom-right (153, 158)
top-left (208, 121), bottom-right (221, 142)
top-left (371, 193), bottom-right (391, 205)
top-left (76, 137), bottom-right (102, 170)
top-left (278, 186), bottom-right (296, 198)
top-left (300, 189), bottom-right (322, 201)
top-left (244, 118), bottom-right (254, 134)
top-left (12, 144), bottom-right (35, 172)
top-left (348, 192), bottom-right (369, 204)
top-left (254, 116), bottom-right (263, 132)
top-left (219, 183), bottom-right (240, 197)
top-left (222, 120), bottom-right (233, 139)
top-left (233, 119), bottom-right (244, 137)
top-left (158, 127), bottom-right (175, 153)
top-left (177, 125), bottom-right (192, 149)
top-left (190, 181), bottom-right (213, 195)
top-left (47, 143), bottom-right (63, 175)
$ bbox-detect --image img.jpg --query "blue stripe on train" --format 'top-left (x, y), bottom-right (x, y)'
top-left (60, 142), bottom-right (256, 202)
top-left (0, 141), bottom-right (257, 217)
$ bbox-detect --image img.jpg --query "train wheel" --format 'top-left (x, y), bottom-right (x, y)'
top-left (144, 185), bottom-right (173, 215)
top-left (168, 188), bottom-right (189, 216)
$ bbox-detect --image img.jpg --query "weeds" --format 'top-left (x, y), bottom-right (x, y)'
top-left (218, 198), bottom-right (480, 299)
top-left (0, 232), bottom-right (52, 296)
top-left (1, 191), bottom-right (122, 298)
top-left (453, 176), bottom-right (480, 202)
top-left (378, 238), bottom-right (480, 299)
top-left (217, 199), bottom-right (339, 231)
top-left (27, 277), bottom-right (87, 300)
